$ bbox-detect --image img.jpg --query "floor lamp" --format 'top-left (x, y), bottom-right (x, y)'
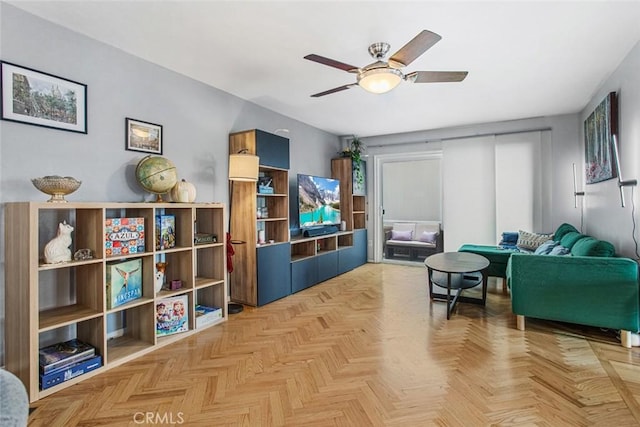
top-left (228, 150), bottom-right (259, 314)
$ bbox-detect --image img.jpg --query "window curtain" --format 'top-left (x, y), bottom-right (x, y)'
top-left (442, 136), bottom-right (497, 251)
top-left (382, 158), bottom-right (441, 221)
top-left (442, 131), bottom-right (546, 252)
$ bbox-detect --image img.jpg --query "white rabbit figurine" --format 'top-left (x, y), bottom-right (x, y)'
top-left (44, 221), bottom-right (74, 263)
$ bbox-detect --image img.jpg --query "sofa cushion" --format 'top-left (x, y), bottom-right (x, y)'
top-left (571, 237), bottom-right (615, 257)
top-left (560, 231), bottom-right (584, 250)
top-left (390, 229), bottom-right (412, 241)
top-left (517, 230), bottom-right (553, 251)
top-left (458, 244), bottom-right (514, 278)
top-left (387, 239), bottom-right (435, 248)
top-left (392, 222), bottom-right (416, 233)
top-left (554, 223), bottom-right (579, 242)
top-left (419, 231), bottom-right (438, 243)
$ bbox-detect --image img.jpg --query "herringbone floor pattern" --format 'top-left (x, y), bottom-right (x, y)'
top-left (29, 263), bottom-right (640, 426)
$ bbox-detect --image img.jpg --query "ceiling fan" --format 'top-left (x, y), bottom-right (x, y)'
top-left (304, 30), bottom-right (468, 97)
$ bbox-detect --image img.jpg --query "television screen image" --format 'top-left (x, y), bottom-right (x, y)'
top-left (298, 174), bottom-right (341, 228)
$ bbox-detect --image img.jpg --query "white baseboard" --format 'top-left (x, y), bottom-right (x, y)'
top-left (106, 328), bottom-right (124, 340)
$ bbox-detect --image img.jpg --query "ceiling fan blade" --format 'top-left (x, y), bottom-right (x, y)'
top-left (310, 84), bottom-right (356, 98)
top-left (389, 30), bottom-right (442, 68)
top-left (304, 54), bottom-right (359, 73)
top-left (406, 71), bottom-right (468, 83)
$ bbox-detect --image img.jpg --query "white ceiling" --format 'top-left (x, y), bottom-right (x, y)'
top-left (9, 1), bottom-right (640, 138)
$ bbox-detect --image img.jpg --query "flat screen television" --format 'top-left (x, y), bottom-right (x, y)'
top-left (297, 174), bottom-right (341, 228)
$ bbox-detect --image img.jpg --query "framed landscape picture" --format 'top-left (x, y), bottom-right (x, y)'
top-left (584, 92), bottom-right (618, 184)
top-left (1, 61), bottom-right (87, 133)
top-left (125, 117), bottom-right (163, 154)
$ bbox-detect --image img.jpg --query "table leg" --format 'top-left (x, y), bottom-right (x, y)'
top-left (447, 272), bottom-right (451, 320)
top-left (482, 269), bottom-right (488, 305)
top-left (427, 267), bottom-right (434, 299)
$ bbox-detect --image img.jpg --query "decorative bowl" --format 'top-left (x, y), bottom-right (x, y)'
top-left (31, 176), bottom-right (82, 203)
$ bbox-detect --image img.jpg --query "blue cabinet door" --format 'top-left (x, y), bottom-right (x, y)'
top-left (317, 251), bottom-right (338, 282)
top-left (338, 230), bottom-right (367, 274)
top-left (256, 129), bottom-right (290, 169)
top-left (353, 229), bottom-right (367, 266)
top-left (338, 246), bottom-right (356, 274)
top-left (291, 257), bottom-right (318, 293)
top-left (257, 243), bottom-right (291, 306)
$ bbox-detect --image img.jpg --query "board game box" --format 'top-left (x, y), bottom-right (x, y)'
top-left (105, 217), bottom-right (145, 256)
top-left (156, 294), bottom-right (189, 336)
top-left (39, 338), bottom-right (96, 374)
top-left (106, 258), bottom-right (143, 309)
top-left (40, 355), bottom-right (102, 390)
top-left (156, 214), bottom-right (176, 250)
top-left (195, 304), bottom-right (222, 328)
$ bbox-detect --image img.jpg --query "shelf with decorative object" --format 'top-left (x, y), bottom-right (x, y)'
top-left (256, 166), bottom-right (289, 244)
top-left (4, 202), bottom-right (227, 402)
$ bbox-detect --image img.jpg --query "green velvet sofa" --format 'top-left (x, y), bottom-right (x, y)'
top-left (507, 224), bottom-right (640, 347)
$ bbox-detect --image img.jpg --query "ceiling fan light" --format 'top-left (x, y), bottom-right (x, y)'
top-left (357, 68), bottom-right (402, 94)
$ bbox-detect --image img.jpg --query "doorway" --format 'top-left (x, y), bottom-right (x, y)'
top-left (372, 151), bottom-right (443, 264)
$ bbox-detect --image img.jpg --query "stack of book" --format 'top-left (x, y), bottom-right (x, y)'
top-left (195, 304), bottom-right (222, 328)
top-left (39, 338), bottom-right (102, 390)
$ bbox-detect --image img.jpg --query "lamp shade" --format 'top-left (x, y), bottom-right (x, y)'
top-left (229, 153), bottom-right (259, 182)
top-left (358, 68), bottom-right (402, 94)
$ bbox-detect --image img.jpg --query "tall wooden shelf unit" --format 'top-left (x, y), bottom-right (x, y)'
top-left (4, 202), bottom-right (227, 402)
top-left (331, 157), bottom-right (367, 232)
top-left (332, 156), bottom-right (368, 265)
top-left (229, 129), bottom-right (291, 306)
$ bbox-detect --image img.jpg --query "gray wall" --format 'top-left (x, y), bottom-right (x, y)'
top-left (0, 4), bottom-right (340, 364)
top-left (580, 39), bottom-right (640, 257)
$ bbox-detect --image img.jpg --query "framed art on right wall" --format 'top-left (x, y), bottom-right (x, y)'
top-left (584, 91), bottom-right (618, 184)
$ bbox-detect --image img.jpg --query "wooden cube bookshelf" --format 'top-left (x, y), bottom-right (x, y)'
top-left (4, 202), bottom-right (227, 402)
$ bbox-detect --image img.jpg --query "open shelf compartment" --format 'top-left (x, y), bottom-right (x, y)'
top-left (195, 245), bottom-right (225, 288)
top-left (195, 286), bottom-right (225, 328)
top-left (106, 302), bottom-right (155, 364)
top-left (38, 262), bottom-right (104, 331)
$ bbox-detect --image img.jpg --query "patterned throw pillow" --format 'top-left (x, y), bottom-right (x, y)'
top-left (390, 230), bottom-right (413, 241)
top-left (516, 230), bottom-right (554, 251)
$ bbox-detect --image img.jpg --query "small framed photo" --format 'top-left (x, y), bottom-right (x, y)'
top-left (1, 61), bottom-right (87, 133)
top-left (126, 117), bottom-right (163, 154)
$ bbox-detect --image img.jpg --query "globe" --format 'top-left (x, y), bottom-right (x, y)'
top-left (135, 155), bottom-right (178, 202)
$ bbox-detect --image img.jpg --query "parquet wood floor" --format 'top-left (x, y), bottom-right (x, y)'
top-left (28, 263), bottom-right (640, 426)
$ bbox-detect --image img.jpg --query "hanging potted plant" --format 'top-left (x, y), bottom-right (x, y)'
top-left (340, 135), bottom-right (366, 193)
